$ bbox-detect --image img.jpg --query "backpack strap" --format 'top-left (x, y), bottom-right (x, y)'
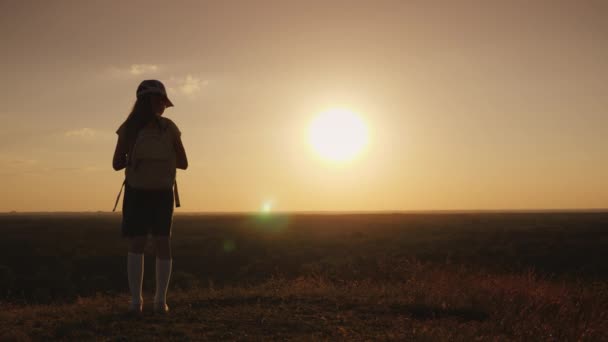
top-left (112, 179), bottom-right (126, 212)
top-left (174, 180), bottom-right (181, 208)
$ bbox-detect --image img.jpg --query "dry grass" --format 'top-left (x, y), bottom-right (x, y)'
top-left (1, 261), bottom-right (606, 341)
top-left (1, 212), bottom-right (607, 340)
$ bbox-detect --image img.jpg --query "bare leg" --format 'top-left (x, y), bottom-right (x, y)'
top-left (127, 236), bottom-right (147, 311)
top-left (153, 236), bottom-right (172, 312)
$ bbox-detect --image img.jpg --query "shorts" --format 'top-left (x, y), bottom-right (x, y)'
top-left (121, 183), bottom-right (174, 238)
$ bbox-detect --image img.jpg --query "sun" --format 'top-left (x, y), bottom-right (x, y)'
top-left (308, 108), bottom-right (368, 162)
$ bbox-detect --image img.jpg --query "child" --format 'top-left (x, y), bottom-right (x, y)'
top-left (112, 80), bottom-right (188, 313)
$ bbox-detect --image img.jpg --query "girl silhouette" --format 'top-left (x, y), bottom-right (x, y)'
top-left (112, 80), bottom-right (188, 313)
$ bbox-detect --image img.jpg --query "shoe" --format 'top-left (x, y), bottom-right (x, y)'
top-left (154, 302), bottom-right (169, 313)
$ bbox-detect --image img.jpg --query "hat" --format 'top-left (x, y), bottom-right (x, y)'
top-left (136, 80), bottom-right (174, 107)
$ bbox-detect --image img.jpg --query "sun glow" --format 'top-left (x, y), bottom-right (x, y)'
top-left (308, 108), bottom-right (368, 162)
top-left (261, 200), bottom-right (273, 213)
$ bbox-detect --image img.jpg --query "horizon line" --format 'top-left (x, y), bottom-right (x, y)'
top-left (1, 208), bottom-right (607, 215)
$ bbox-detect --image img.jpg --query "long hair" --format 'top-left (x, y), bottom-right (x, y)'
top-left (121, 94), bottom-right (162, 151)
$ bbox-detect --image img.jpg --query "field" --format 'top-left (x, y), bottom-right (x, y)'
top-left (1, 212), bottom-right (607, 341)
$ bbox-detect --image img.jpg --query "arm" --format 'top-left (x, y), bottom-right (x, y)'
top-left (174, 135), bottom-right (188, 170)
top-left (112, 134), bottom-right (128, 171)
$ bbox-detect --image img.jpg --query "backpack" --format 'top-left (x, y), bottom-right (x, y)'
top-left (112, 121), bottom-right (180, 211)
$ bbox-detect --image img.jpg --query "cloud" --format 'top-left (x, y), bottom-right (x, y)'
top-left (179, 75), bottom-right (203, 94)
top-left (168, 74), bottom-right (209, 97)
top-left (0, 156), bottom-right (39, 176)
top-left (0, 152), bottom-right (106, 177)
top-left (82, 165), bottom-right (103, 172)
top-left (0, 157), bottom-right (105, 176)
top-left (64, 128), bottom-right (113, 141)
top-left (130, 64), bottom-right (159, 75)
top-left (65, 127), bottom-right (96, 138)
top-left (101, 66), bottom-right (209, 97)
top-left (103, 64), bottom-right (160, 79)
top-left (1, 157), bottom-right (38, 168)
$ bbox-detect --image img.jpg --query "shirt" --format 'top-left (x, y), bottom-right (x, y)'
top-left (116, 117), bottom-right (181, 141)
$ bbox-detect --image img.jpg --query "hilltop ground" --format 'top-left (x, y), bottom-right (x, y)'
top-left (0, 212), bottom-right (607, 340)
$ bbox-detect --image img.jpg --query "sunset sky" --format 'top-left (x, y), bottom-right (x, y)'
top-left (1, 0), bottom-right (606, 212)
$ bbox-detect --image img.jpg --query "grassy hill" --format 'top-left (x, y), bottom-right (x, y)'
top-left (0, 212), bottom-right (607, 340)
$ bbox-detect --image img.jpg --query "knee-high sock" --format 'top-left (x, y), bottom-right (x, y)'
top-left (154, 258), bottom-right (172, 305)
top-left (127, 252), bottom-right (144, 305)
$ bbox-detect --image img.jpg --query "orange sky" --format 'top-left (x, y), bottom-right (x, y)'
top-left (0, 0), bottom-right (606, 212)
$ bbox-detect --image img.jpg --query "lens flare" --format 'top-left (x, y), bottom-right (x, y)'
top-left (223, 239), bottom-right (236, 252)
top-left (261, 200), bottom-right (272, 213)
